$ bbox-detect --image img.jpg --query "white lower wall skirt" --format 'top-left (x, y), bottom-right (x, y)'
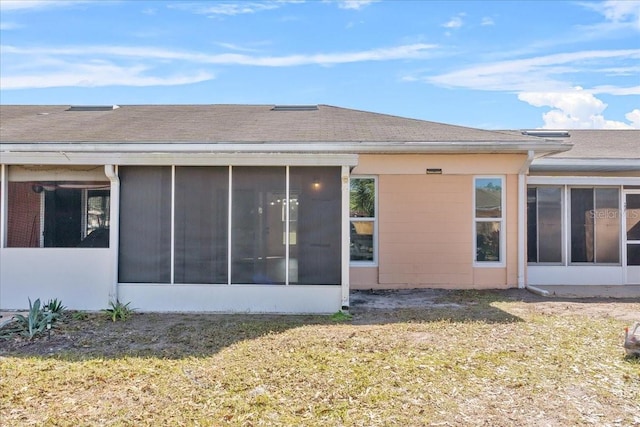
top-left (117, 284), bottom-right (342, 314)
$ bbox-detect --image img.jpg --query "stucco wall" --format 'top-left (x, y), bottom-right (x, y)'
top-left (0, 248), bottom-right (113, 310)
top-left (350, 154), bottom-right (524, 290)
top-left (378, 173), bottom-right (473, 286)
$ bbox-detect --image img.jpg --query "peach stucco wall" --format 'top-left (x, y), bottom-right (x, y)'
top-left (350, 154), bottom-right (524, 290)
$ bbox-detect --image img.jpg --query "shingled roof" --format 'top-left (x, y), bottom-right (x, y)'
top-left (1, 104), bottom-right (550, 144)
top-left (522, 129), bottom-right (640, 173)
top-left (544, 130), bottom-right (640, 159)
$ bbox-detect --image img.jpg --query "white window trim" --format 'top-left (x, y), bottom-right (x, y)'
top-left (349, 175), bottom-right (378, 267)
top-left (473, 176), bottom-right (506, 267)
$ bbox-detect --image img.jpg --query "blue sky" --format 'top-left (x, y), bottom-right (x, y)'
top-left (1, 0), bottom-right (639, 130)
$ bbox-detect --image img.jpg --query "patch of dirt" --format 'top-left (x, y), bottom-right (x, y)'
top-left (352, 288), bottom-right (640, 322)
top-left (1, 289), bottom-right (638, 358)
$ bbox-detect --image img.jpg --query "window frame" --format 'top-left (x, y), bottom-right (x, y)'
top-left (349, 175), bottom-right (378, 267)
top-left (473, 176), bottom-right (505, 267)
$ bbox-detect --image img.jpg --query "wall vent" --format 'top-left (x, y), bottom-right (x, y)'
top-left (67, 105), bottom-right (120, 112)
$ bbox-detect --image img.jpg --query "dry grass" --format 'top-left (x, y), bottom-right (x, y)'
top-left (1, 291), bottom-right (639, 426)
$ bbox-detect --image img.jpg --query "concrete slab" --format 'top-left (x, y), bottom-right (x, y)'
top-left (531, 285), bottom-right (640, 299)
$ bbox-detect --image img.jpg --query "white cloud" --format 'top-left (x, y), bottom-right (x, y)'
top-left (626, 109), bottom-right (640, 127)
top-left (1, 42), bottom-right (435, 67)
top-left (337, 0), bottom-right (377, 10)
top-left (481, 17), bottom-right (494, 26)
top-left (205, 2), bottom-right (276, 15)
top-left (518, 88), bottom-right (639, 129)
top-left (0, 43), bottom-right (436, 89)
top-left (0, 1), bottom-right (89, 12)
top-left (0, 61), bottom-right (214, 90)
top-left (0, 21), bottom-right (22, 30)
top-left (426, 49), bottom-right (640, 93)
top-left (422, 47), bottom-right (640, 130)
top-left (442, 15), bottom-right (463, 29)
top-left (213, 42), bottom-right (263, 53)
top-left (580, 0), bottom-right (640, 30)
top-left (591, 84), bottom-right (640, 96)
top-left (169, 2), bottom-right (281, 16)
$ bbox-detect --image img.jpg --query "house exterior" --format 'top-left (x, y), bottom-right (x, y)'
top-left (0, 105), bottom-right (637, 313)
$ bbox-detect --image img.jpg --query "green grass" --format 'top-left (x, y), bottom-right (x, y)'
top-left (1, 298), bottom-right (639, 426)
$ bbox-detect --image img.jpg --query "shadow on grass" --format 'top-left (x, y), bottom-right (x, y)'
top-left (0, 289), bottom-right (527, 360)
top-left (1, 288), bottom-right (636, 360)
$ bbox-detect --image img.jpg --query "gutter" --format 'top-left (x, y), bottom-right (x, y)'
top-left (104, 165), bottom-right (120, 303)
top-left (518, 151), bottom-right (534, 289)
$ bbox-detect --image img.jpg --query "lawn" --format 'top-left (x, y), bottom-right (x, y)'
top-left (1, 290), bottom-right (639, 426)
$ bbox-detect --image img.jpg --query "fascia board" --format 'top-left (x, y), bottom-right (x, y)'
top-left (0, 140), bottom-right (571, 155)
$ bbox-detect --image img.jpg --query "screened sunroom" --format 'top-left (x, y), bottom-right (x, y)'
top-left (1, 160), bottom-right (355, 313)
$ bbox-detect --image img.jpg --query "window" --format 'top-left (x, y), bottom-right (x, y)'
top-left (527, 186), bottom-right (563, 263)
top-left (570, 187), bottom-right (620, 264)
top-left (350, 177), bottom-right (376, 263)
top-left (474, 177), bottom-right (504, 264)
top-left (7, 181), bottom-right (110, 248)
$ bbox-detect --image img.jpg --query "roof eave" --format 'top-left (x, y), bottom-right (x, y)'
top-left (0, 140), bottom-right (571, 155)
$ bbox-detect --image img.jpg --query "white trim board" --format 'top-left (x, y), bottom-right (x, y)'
top-left (528, 176), bottom-right (640, 186)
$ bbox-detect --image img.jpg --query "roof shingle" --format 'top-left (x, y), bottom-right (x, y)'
top-left (1, 104), bottom-right (548, 144)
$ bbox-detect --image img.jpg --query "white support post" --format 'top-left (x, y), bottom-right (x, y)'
top-left (104, 165), bottom-right (120, 303)
top-left (0, 164), bottom-right (6, 249)
top-left (0, 164), bottom-right (5, 310)
top-left (228, 166), bottom-right (233, 285)
top-left (285, 166), bottom-right (290, 285)
top-left (518, 151), bottom-right (534, 289)
top-left (341, 165), bottom-right (350, 310)
top-left (170, 165), bottom-right (175, 285)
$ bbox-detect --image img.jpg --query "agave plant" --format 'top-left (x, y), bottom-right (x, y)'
top-left (13, 298), bottom-right (55, 339)
top-left (103, 299), bottom-right (135, 322)
top-left (44, 298), bottom-right (66, 315)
